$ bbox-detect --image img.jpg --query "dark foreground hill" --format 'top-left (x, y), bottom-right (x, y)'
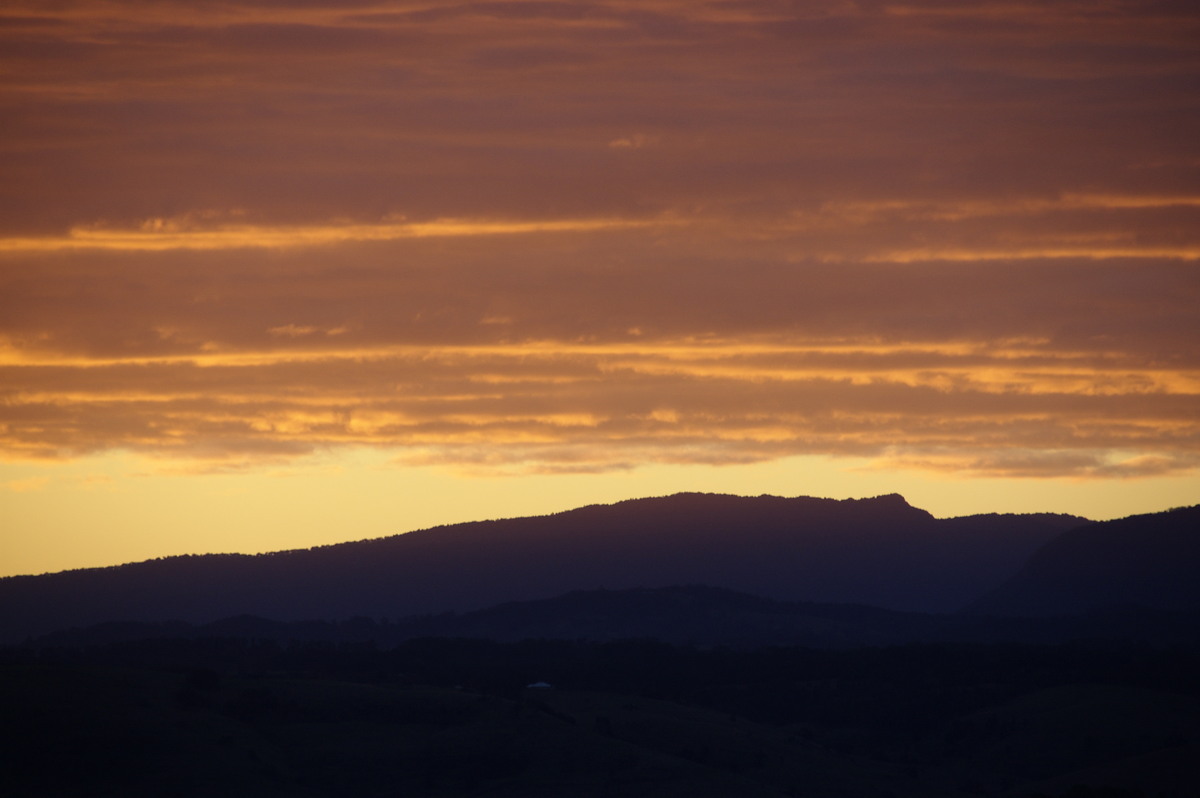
top-left (968, 504), bottom-right (1200, 617)
top-left (0, 493), bottom-right (1083, 642)
top-left (5, 634), bottom-right (1199, 798)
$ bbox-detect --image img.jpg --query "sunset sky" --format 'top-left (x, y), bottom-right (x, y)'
top-left (2, 0), bottom-right (1198, 577)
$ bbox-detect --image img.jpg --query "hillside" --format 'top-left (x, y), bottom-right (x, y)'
top-left (32, 585), bottom-right (1200, 651)
top-left (0, 492), bottom-right (1083, 642)
top-left (968, 504), bottom-right (1200, 617)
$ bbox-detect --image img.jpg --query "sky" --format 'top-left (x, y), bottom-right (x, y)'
top-left (2, 0), bottom-right (1199, 577)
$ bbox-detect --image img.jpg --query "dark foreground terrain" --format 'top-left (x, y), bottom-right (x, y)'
top-left (3, 635), bottom-right (1198, 798)
top-left (3, 499), bottom-right (1196, 795)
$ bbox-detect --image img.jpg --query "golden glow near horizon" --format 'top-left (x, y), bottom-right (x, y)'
top-left (2, 0), bottom-right (1198, 576)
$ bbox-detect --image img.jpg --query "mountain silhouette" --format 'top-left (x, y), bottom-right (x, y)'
top-left (968, 503), bottom-right (1200, 617)
top-left (422, 585), bottom-right (932, 648)
top-left (32, 584), bottom-right (1200, 651)
top-left (0, 492), bottom-right (1084, 642)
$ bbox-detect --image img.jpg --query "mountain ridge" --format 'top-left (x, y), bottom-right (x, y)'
top-left (4, 492), bottom-right (938, 578)
top-left (968, 503), bottom-right (1200, 617)
top-left (0, 491), bottom-right (1090, 642)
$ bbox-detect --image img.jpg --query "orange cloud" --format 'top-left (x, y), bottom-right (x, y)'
top-left (1, 331), bottom-right (1196, 478)
top-left (0, 216), bottom-right (667, 253)
top-left (2, 0), bottom-right (1198, 483)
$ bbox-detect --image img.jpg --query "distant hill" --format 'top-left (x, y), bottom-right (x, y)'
top-left (26, 586), bottom-right (944, 650)
top-left (424, 584), bottom-right (1200, 648)
top-left (422, 585), bottom-right (931, 648)
top-left (968, 504), bottom-right (1200, 617)
top-left (33, 585), bottom-right (1200, 650)
top-left (0, 492), bottom-right (1085, 642)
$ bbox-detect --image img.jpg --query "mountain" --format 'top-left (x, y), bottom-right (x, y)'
top-left (26, 586), bottom-right (946, 650)
top-left (34, 585), bottom-right (1200, 651)
top-left (417, 584), bottom-right (1200, 648)
top-left (0, 492), bottom-right (1084, 642)
top-left (419, 585), bottom-right (935, 648)
top-left (968, 504), bottom-right (1200, 617)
